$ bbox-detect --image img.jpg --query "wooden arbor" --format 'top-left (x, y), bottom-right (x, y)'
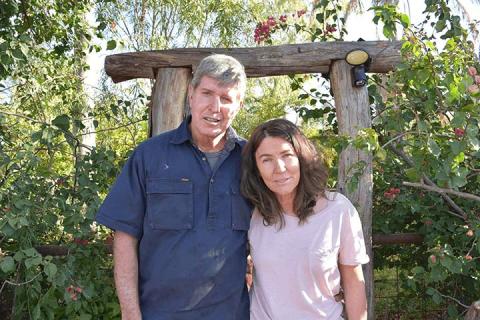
top-left (105, 41), bottom-right (402, 319)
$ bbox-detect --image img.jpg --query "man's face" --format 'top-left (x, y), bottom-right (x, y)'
top-left (189, 76), bottom-right (243, 141)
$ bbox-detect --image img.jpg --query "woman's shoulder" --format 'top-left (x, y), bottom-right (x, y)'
top-left (315, 191), bottom-right (356, 215)
top-left (250, 208), bottom-right (264, 225)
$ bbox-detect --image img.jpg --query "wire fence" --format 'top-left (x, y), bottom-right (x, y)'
top-left (374, 266), bottom-right (450, 320)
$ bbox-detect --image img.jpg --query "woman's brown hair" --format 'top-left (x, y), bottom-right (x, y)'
top-left (240, 119), bottom-right (328, 228)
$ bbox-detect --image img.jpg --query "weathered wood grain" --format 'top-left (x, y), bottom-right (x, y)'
top-left (149, 68), bottom-right (192, 137)
top-left (331, 59), bottom-right (374, 319)
top-left (105, 41), bottom-right (402, 83)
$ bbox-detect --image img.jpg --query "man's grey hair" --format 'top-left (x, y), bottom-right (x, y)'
top-left (191, 54), bottom-right (247, 99)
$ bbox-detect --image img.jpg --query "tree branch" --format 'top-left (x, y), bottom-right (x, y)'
top-left (403, 181), bottom-right (480, 202)
top-left (388, 144), bottom-right (467, 220)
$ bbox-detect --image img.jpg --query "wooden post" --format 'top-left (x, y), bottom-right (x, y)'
top-left (149, 68), bottom-right (192, 137)
top-left (330, 60), bottom-right (374, 319)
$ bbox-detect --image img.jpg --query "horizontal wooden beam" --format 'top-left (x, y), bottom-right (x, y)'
top-left (372, 233), bottom-right (424, 245)
top-left (105, 41), bottom-right (403, 83)
top-left (32, 232), bottom-right (421, 256)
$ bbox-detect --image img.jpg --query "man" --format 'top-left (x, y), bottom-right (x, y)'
top-left (96, 54), bottom-right (251, 319)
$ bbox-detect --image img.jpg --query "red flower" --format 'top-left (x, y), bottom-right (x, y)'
top-left (279, 14), bottom-right (287, 23)
top-left (297, 9), bottom-right (306, 17)
top-left (429, 255), bottom-right (437, 264)
top-left (454, 128), bottom-right (465, 137)
top-left (325, 24), bottom-right (337, 34)
top-left (384, 187), bottom-right (400, 200)
top-left (465, 255), bottom-right (473, 261)
top-left (267, 16), bottom-right (276, 27)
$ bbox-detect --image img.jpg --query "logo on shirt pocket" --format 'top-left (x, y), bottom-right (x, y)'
top-left (146, 178), bottom-right (193, 230)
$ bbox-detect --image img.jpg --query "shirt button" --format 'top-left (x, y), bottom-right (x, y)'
top-left (210, 178), bottom-right (214, 184)
top-left (202, 157), bottom-right (206, 161)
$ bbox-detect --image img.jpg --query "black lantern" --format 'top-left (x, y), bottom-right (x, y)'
top-left (345, 49), bottom-right (371, 87)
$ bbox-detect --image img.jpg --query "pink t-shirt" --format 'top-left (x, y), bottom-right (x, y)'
top-left (248, 192), bottom-right (370, 320)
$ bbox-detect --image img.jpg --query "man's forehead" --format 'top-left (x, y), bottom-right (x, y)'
top-left (196, 76), bottom-right (240, 92)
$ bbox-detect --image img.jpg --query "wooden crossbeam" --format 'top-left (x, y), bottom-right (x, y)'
top-left (105, 41), bottom-right (403, 83)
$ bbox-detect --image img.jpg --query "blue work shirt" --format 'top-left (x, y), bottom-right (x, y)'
top-left (96, 117), bottom-right (251, 319)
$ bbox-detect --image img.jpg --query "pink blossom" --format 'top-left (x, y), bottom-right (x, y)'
top-left (468, 66), bottom-right (477, 76)
top-left (468, 84), bottom-right (480, 94)
top-left (279, 14), bottom-right (287, 23)
top-left (267, 16), bottom-right (276, 27)
top-left (475, 75), bottom-right (480, 84)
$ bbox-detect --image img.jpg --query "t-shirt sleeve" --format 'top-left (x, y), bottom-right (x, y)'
top-left (95, 148), bottom-right (146, 239)
top-left (338, 200), bottom-right (370, 266)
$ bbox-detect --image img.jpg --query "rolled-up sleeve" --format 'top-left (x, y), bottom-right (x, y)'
top-left (339, 203), bottom-right (370, 266)
top-left (96, 149), bottom-right (146, 239)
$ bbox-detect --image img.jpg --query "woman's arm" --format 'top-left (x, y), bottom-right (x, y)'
top-left (339, 264), bottom-right (367, 320)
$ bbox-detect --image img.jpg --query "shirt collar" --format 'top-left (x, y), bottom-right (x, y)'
top-left (170, 115), bottom-right (243, 150)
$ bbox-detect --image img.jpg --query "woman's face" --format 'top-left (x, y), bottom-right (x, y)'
top-left (254, 136), bottom-right (300, 205)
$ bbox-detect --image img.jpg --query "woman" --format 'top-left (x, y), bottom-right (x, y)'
top-left (241, 119), bottom-right (369, 320)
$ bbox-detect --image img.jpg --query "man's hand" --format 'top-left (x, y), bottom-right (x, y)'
top-left (114, 231), bottom-right (142, 320)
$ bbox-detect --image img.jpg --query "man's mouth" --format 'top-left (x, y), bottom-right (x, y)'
top-left (204, 116), bottom-right (220, 124)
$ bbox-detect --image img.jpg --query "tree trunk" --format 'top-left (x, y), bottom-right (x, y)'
top-left (330, 60), bottom-right (374, 319)
top-left (149, 68), bottom-right (192, 136)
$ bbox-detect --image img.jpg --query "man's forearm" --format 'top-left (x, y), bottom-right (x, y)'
top-left (114, 231), bottom-right (142, 320)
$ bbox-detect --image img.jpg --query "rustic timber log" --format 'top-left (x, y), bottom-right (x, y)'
top-left (330, 59), bottom-right (374, 319)
top-left (150, 68), bottom-right (192, 137)
top-left (35, 244), bottom-right (113, 256)
top-left (105, 41), bottom-right (402, 83)
top-left (33, 233), bottom-right (422, 257)
top-left (32, 234), bottom-right (422, 257)
top-left (372, 233), bottom-right (424, 245)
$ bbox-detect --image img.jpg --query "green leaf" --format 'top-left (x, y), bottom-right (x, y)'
top-left (25, 256), bottom-right (42, 269)
top-left (44, 262), bottom-right (57, 278)
top-left (405, 168), bottom-right (420, 181)
top-left (23, 248), bottom-right (37, 257)
top-left (52, 114), bottom-right (71, 131)
top-left (79, 313), bottom-right (92, 320)
top-left (411, 266), bottom-right (424, 274)
top-left (106, 40), bottom-right (116, 50)
top-left (399, 13), bottom-right (410, 27)
top-left (427, 138), bottom-right (441, 157)
top-left (0, 256), bottom-right (15, 273)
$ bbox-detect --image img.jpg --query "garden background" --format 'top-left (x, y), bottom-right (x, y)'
top-left (1, 0), bottom-right (479, 319)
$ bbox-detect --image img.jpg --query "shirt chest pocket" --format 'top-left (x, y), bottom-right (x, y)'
top-left (146, 179), bottom-right (193, 230)
top-left (312, 245), bottom-right (339, 272)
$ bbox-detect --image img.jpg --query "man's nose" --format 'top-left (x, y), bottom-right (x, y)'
top-left (210, 96), bottom-right (221, 112)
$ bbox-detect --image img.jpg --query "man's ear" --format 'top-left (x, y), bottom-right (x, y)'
top-left (188, 84), bottom-right (194, 103)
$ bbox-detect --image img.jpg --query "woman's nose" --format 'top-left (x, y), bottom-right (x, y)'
top-left (274, 159), bottom-right (287, 172)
